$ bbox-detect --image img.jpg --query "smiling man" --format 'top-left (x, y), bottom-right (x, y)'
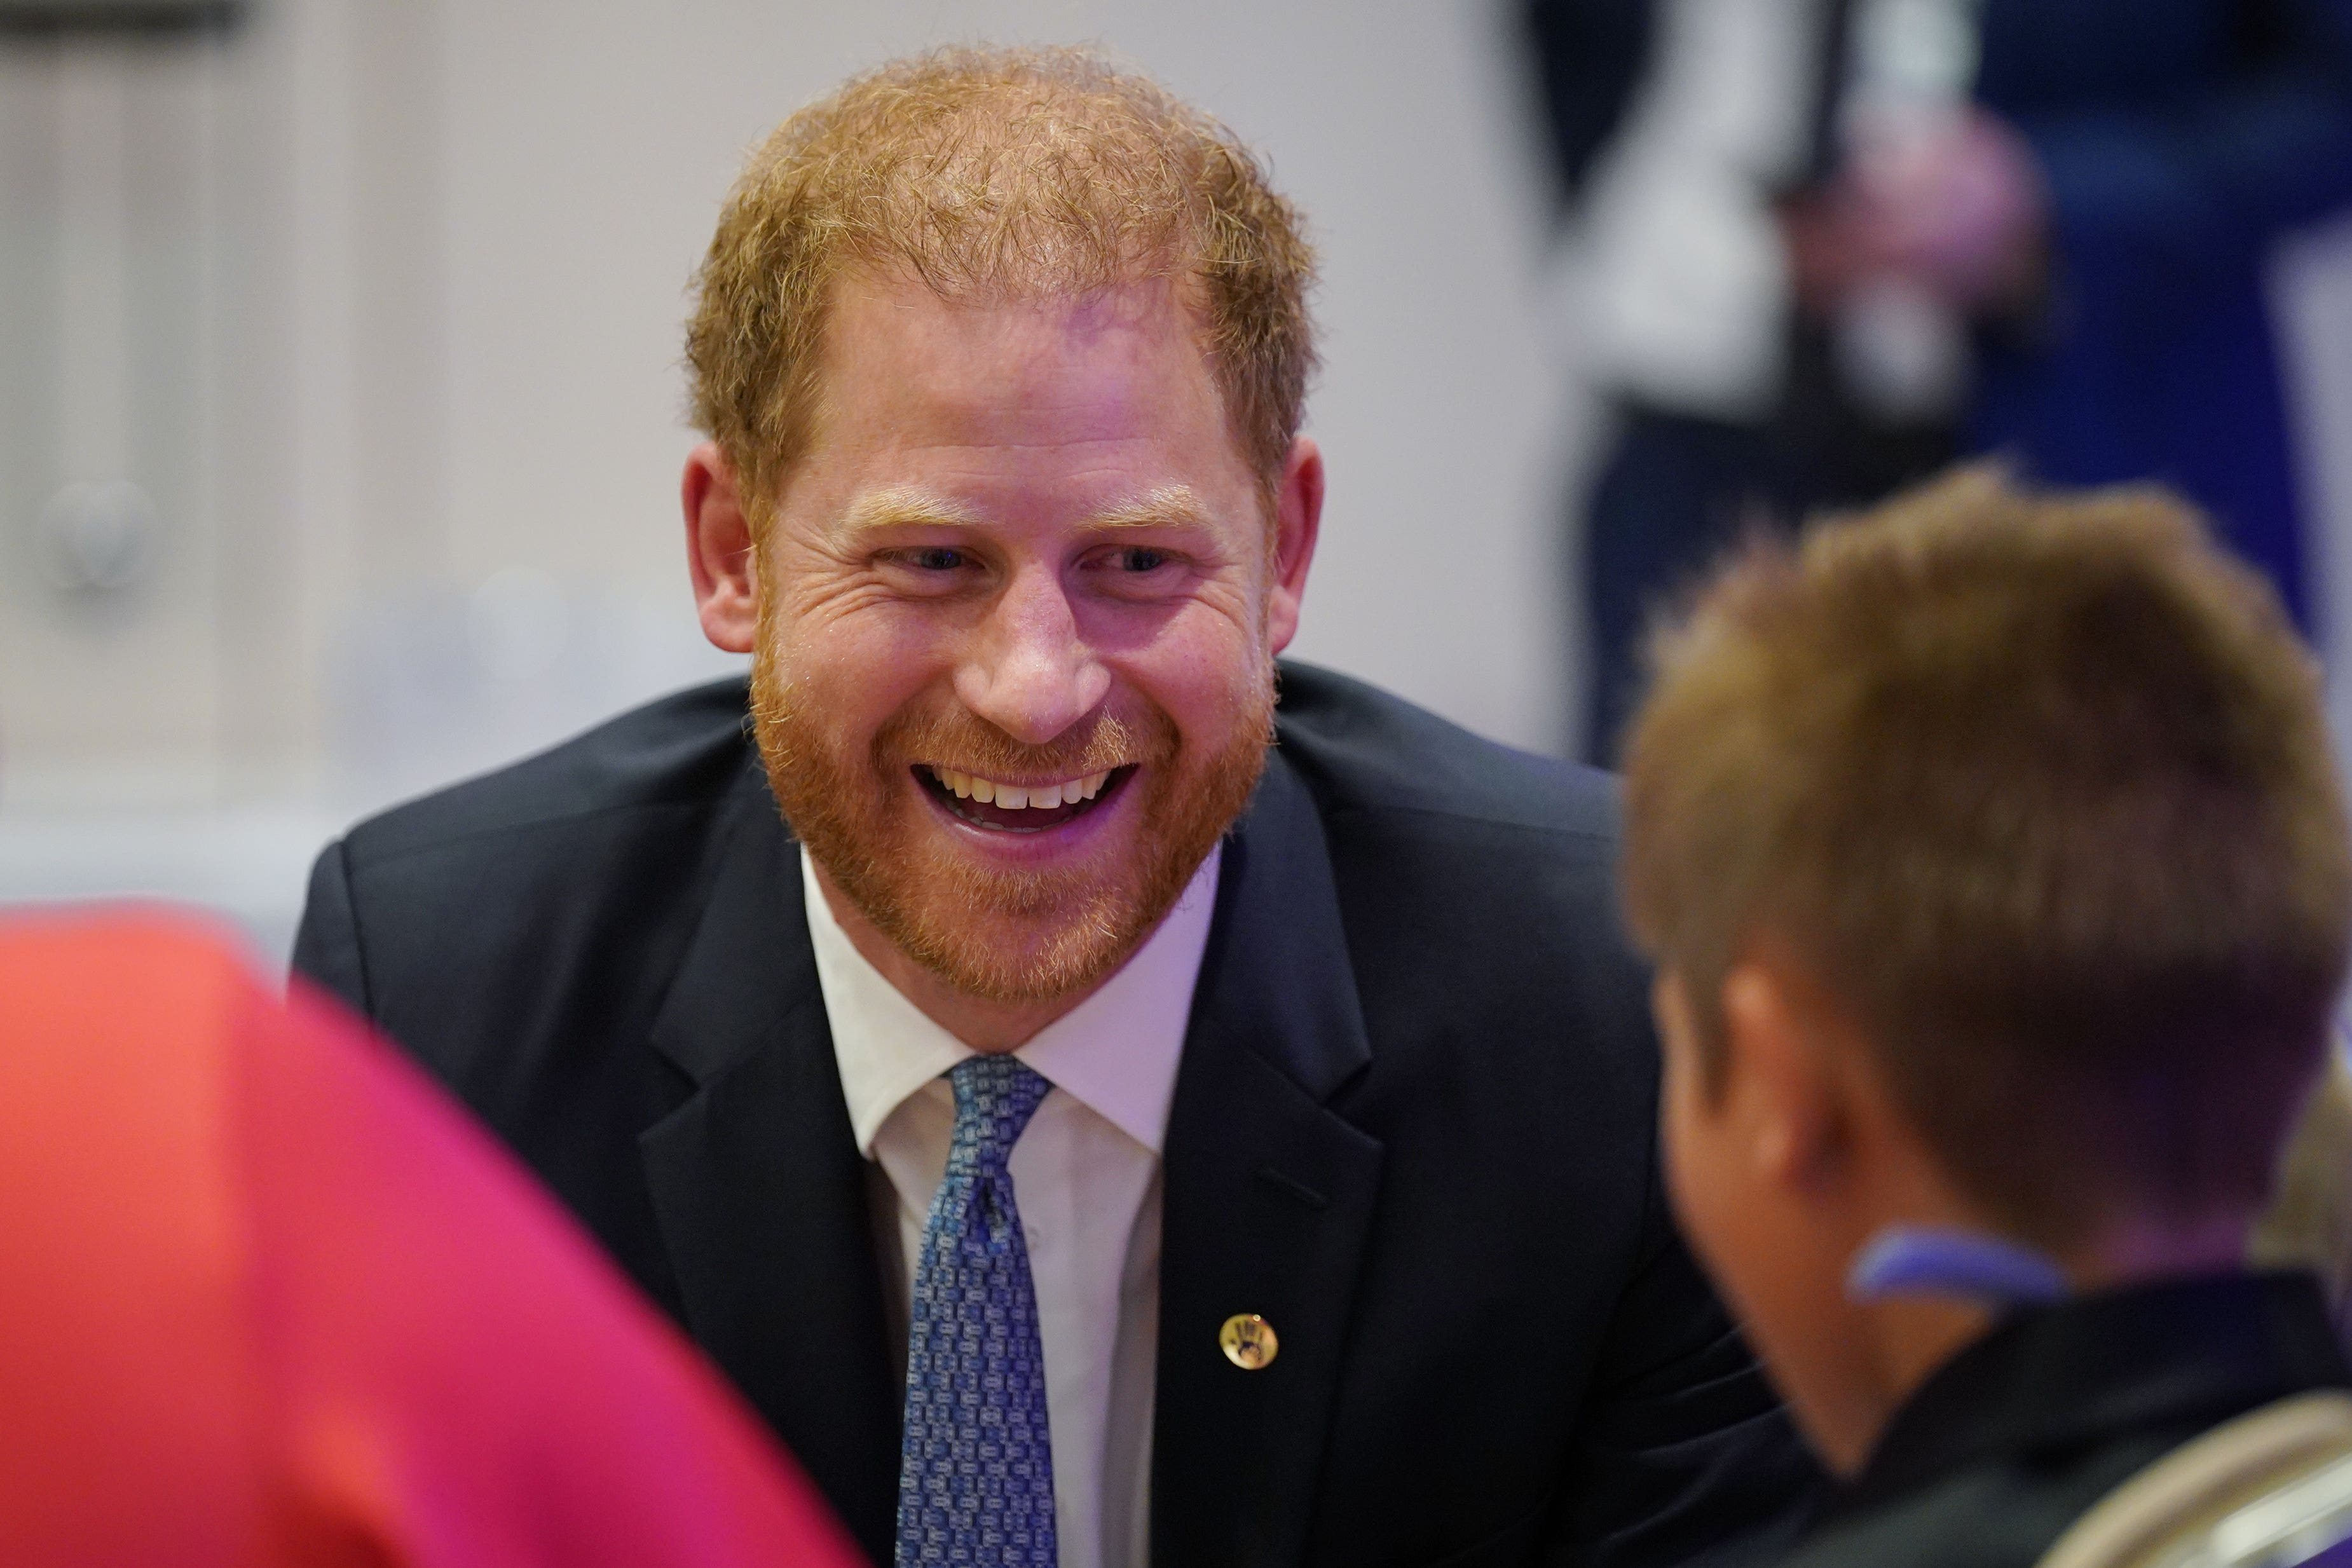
top-left (723, 273), bottom-right (1288, 1043)
top-left (292, 46), bottom-right (1817, 1568)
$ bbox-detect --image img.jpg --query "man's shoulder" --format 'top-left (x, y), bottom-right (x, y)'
top-left (1264, 663), bottom-right (1646, 1093)
top-left (337, 676), bottom-right (760, 871)
top-left (1271, 661), bottom-right (1618, 845)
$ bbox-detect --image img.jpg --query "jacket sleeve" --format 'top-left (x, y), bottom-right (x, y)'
top-left (1550, 1156), bottom-right (1826, 1567)
top-left (290, 839), bottom-right (373, 1018)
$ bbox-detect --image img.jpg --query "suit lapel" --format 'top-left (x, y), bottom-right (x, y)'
top-left (641, 780), bottom-right (901, 1567)
top-left (1154, 754), bottom-right (1386, 1568)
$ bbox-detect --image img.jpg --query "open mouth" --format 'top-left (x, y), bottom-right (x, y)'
top-left (916, 763), bottom-right (1137, 833)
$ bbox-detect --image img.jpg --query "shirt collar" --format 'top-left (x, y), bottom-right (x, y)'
top-left (801, 844), bottom-right (1220, 1159)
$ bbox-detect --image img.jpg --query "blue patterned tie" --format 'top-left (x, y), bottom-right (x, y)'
top-left (896, 1056), bottom-right (1059, 1568)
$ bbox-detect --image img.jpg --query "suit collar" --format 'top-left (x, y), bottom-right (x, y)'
top-left (641, 778), bottom-right (903, 1567)
top-left (647, 768), bottom-right (819, 1087)
top-left (1187, 751), bottom-right (1373, 1105)
top-left (1154, 750), bottom-right (1386, 1567)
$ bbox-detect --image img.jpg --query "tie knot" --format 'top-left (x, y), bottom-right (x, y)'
top-left (946, 1055), bottom-right (1052, 1165)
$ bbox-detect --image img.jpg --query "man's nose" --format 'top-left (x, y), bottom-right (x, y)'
top-left (954, 567), bottom-right (1111, 746)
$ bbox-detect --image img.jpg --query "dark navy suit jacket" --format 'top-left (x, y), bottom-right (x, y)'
top-left (1524, 0), bottom-right (2352, 626)
top-left (292, 664), bottom-right (1819, 1568)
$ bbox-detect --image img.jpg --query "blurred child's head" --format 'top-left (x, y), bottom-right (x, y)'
top-left (1618, 468), bottom-right (2352, 1467)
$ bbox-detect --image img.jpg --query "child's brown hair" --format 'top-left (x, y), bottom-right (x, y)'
top-left (1622, 467), bottom-right (2352, 1250)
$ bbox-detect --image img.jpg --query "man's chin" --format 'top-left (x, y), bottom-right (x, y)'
top-left (753, 655), bottom-right (1273, 1007)
top-left (828, 775), bottom-right (1219, 1004)
top-left (880, 882), bottom-right (1159, 1004)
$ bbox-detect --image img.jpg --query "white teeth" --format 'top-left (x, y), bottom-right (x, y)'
top-left (935, 767), bottom-right (1115, 811)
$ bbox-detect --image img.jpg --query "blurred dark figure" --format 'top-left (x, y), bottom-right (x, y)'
top-left (1525, 0), bottom-right (2352, 761)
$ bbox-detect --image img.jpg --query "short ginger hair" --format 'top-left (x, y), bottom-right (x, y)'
top-left (1620, 468), bottom-right (2352, 1249)
top-left (685, 44), bottom-right (1318, 526)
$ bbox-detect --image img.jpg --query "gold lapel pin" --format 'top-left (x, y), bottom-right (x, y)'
top-left (1219, 1312), bottom-right (1278, 1370)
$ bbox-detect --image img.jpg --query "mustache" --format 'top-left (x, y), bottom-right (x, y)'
top-left (875, 704), bottom-right (1172, 780)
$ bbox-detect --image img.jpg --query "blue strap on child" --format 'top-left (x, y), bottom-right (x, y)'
top-left (1846, 1225), bottom-right (2070, 1307)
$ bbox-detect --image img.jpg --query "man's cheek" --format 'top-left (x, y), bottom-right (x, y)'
top-left (789, 642), bottom-right (926, 733)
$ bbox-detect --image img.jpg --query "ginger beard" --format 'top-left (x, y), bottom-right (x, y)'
top-left (749, 607), bottom-right (1274, 1003)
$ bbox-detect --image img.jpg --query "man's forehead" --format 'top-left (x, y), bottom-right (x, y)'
top-left (818, 269), bottom-right (1214, 388)
top-left (779, 272), bottom-right (1255, 517)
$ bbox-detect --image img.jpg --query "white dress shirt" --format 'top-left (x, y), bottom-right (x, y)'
top-left (801, 847), bottom-right (1220, 1568)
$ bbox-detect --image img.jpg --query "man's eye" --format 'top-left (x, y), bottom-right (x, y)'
top-left (1117, 548), bottom-right (1173, 573)
top-left (907, 548), bottom-right (966, 571)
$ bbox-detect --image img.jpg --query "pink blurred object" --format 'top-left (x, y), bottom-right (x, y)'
top-left (0, 909), bottom-right (867, 1568)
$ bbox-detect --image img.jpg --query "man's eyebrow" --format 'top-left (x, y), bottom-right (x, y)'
top-left (833, 486), bottom-right (986, 538)
top-left (1084, 486), bottom-right (1214, 530)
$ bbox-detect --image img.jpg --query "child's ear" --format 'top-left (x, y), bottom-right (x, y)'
top-left (1720, 957), bottom-right (1850, 1195)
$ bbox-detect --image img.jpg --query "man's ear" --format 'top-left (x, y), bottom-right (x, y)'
top-left (1264, 435), bottom-right (1323, 656)
top-left (1720, 957), bottom-right (1850, 1196)
top-left (683, 441), bottom-right (759, 654)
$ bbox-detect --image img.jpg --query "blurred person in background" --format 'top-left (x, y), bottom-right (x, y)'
top-left (1619, 469), bottom-right (2352, 1565)
top-left (0, 911), bottom-right (861, 1568)
top-left (1523, 0), bottom-right (2352, 761)
top-left (294, 44), bottom-right (1821, 1568)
